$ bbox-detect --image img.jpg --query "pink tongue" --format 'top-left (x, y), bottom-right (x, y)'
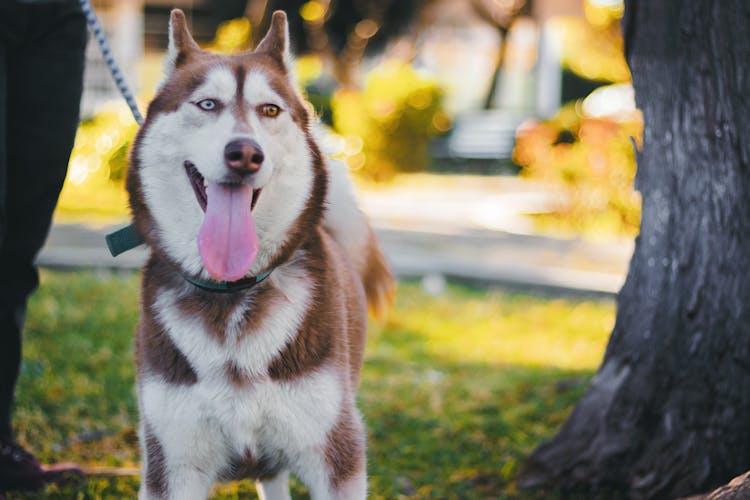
top-left (198, 183), bottom-right (258, 281)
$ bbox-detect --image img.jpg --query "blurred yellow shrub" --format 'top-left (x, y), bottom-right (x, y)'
top-left (514, 103), bottom-right (643, 237)
top-left (57, 105), bottom-right (137, 221)
top-left (556, 16), bottom-right (630, 83)
top-left (330, 60), bottom-right (448, 181)
top-left (554, 0), bottom-right (630, 84)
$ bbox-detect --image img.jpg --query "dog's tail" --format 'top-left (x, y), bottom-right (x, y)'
top-left (324, 160), bottom-right (395, 317)
top-left (358, 225), bottom-right (396, 317)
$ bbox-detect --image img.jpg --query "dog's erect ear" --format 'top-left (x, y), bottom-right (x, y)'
top-left (164, 9), bottom-right (201, 74)
top-left (255, 11), bottom-right (292, 70)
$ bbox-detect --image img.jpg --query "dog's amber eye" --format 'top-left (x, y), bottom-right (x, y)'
top-left (261, 104), bottom-right (280, 117)
top-left (196, 99), bottom-right (219, 111)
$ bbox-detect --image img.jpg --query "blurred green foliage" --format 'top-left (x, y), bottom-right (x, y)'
top-left (330, 60), bottom-right (449, 181)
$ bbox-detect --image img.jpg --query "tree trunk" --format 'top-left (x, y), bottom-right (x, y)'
top-left (518, 2), bottom-right (750, 499)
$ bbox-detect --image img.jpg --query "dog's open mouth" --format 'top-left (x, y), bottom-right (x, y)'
top-left (186, 160), bottom-right (262, 281)
top-left (184, 161), bottom-right (261, 212)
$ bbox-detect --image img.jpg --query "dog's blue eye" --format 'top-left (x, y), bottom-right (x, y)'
top-left (196, 99), bottom-right (218, 111)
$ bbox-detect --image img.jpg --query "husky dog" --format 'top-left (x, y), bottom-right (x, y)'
top-left (126, 9), bottom-right (394, 499)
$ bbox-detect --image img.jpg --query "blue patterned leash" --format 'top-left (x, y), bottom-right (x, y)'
top-left (78, 0), bottom-right (146, 255)
top-left (79, 0), bottom-right (144, 126)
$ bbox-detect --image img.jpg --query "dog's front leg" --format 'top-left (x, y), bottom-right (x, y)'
top-left (139, 463), bottom-right (216, 500)
top-left (138, 414), bottom-right (224, 500)
top-left (256, 470), bottom-right (292, 500)
top-left (296, 450), bottom-right (367, 500)
top-left (292, 408), bottom-right (367, 500)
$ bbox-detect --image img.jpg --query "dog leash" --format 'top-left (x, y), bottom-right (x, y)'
top-left (79, 0), bottom-right (144, 126)
top-left (79, 0), bottom-right (146, 256)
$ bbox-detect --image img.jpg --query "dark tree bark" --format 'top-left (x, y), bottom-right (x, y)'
top-left (518, 2), bottom-right (750, 499)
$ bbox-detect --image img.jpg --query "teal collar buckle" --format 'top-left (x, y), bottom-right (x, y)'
top-left (181, 269), bottom-right (273, 293)
top-left (105, 223), bottom-right (145, 257)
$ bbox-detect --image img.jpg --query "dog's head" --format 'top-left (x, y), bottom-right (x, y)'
top-left (127, 10), bottom-right (326, 281)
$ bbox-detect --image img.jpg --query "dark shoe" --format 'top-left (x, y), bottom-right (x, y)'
top-left (0, 439), bottom-right (82, 492)
top-left (0, 439), bottom-right (45, 492)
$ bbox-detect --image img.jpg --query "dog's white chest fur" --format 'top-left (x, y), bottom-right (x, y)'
top-left (141, 266), bottom-right (342, 456)
top-left (137, 263), bottom-right (358, 499)
top-left (154, 265), bottom-right (310, 380)
top-left (140, 366), bottom-right (343, 473)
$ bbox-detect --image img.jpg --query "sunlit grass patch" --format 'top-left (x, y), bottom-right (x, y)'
top-left (362, 282), bottom-right (612, 498)
top-left (9, 272), bottom-right (613, 499)
top-left (378, 282), bottom-right (614, 369)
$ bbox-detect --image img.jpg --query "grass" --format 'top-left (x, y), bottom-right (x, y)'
top-left (8, 271), bottom-right (615, 499)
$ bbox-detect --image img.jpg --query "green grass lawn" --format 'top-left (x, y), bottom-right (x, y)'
top-left (8, 271), bottom-right (615, 499)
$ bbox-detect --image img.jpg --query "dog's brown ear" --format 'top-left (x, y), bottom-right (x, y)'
top-left (255, 10), bottom-right (292, 69)
top-left (165, 9), bottom-right (201, 74)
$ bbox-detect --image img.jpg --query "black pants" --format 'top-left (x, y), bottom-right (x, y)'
top-left (0, 1), bottom-right (87, 441)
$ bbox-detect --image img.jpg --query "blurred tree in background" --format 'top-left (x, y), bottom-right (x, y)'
top-left (469, 0), bottom-right (530, 109)
top-left (249, 0), bottom-right (449, 180)
top-left (252, 0), bottom-right (423, 86)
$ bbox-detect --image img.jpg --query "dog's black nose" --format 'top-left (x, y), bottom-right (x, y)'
top-left (224, 138), bottom-right (264, 174)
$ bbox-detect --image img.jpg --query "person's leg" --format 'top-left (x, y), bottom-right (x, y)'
top-left (1, 0), bottom-right (87, 311)
top-left (0, 0), bottom-right (22, 446)
top-left (0, 1), bottom-right (86, 491)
